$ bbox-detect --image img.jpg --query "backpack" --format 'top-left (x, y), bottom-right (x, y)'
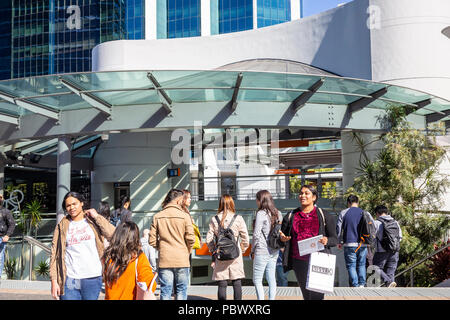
top-left (110, 209), bottom-right (121, 227)
top-left (261, 212), bottom-right (284, 250)
top-left (214, 214), bottom-right (240, 261)
top-left (356, 210), bottom-right (377, 250)
top-left (380, 219), bottom-right (400, 252)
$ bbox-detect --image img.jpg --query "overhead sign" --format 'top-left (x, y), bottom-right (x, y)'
top-left (271, 139), bottom-right (309, 148)
top-left (274, 169), bottom-right (300, 175)
top-left (167, 168), bottom-right (180, 177)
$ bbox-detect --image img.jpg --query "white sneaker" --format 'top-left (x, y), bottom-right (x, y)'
top-left (388, 282), bottom-right (397, 288)
top-left (358, 285), bottom-right (364, 288)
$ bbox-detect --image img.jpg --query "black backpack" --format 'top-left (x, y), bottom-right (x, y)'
top-left (380, 219), bottom-right (400, 252)
top-left (214, 214), bottom-right (240, 261)
top-left (357, 210), bottom-right (377, 247)
top-left (261, 212), bottom-right (284, 250)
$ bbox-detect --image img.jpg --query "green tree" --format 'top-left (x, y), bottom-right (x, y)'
top-left (346, 106), bottom-right (450, 286)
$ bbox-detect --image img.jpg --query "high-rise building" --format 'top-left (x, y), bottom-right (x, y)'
top-left (0, 0), bottom-right (304, 80)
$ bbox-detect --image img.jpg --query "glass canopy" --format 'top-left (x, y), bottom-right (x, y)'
top-left (0, 70), bottom-right (448, 121)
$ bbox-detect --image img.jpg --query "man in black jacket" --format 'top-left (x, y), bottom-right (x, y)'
top-left (0, 194), bottom-right (16, 277)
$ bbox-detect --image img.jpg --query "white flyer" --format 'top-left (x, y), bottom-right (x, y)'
top-left (297, 235), bottom-right (324, 256)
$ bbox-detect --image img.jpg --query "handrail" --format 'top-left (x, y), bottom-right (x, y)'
top-left (394, 242), bottom-right (450, 286)
top-left (23, 235), bottom-right (51, 255)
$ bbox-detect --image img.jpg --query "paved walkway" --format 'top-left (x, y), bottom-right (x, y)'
top-left (0, 280), bottom-right (449, 300)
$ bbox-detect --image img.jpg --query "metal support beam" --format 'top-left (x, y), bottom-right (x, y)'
top-left (60, 77), bottom-right (112, 117)
top-left (404, 98), bottom-right (432, 115)
top-left (290, 78), bottom-right (324, 113)
top-left (0, 89), bottom-right (60, 121)
top-left (426, 109), bottom-right (450, 123)
top-left (15, 99), bottom-right (60, 121)
top-left (348, 86), bottom-right (388, 114)
top-left (229, 72), bottom-right (243, 112)
top-left (147, 72), bottom-right (172, 113)
top-left (0, 111), bottom-right (19, 126)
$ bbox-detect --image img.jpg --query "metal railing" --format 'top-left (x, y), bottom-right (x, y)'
top-left (23, 236), bottom-right (51, 281)
top-left (394, 242), bottom-right (450, 287)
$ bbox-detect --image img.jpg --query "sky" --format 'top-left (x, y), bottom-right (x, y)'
top-left (302, 0), bottom-right (354, 17)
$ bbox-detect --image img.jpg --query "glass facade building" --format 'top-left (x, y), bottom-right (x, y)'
top-left (218, 0), bottom-right (253, 34)
top-left (4, 0), bottom-right (126, 79)
top-left (0, 0), bottom-right (304, 80)
top-left (257, 0), bottom-right (291, 28)
top-left (167, 0), bottom-right (201, 38)
top-left (126, 0), bottom-right (145, 39)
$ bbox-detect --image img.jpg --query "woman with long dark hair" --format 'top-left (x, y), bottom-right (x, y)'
top-left (251, 190), bottom-right (282, 300)
top-left (279, 185), bottom-right (338, 300)
top-left (50, 191), bottom-right (115, 300)
top-left (206, 194), bottom-right (249, 300)
top-left (110, 195), bottom-right (132, 226)
top-left (103, 221), bottom-right (157, 300)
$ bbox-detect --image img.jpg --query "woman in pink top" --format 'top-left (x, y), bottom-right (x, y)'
top-left (279, 185), bottom-right (338, 300)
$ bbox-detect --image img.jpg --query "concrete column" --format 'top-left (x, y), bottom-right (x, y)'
top-left (341, 131), bottom-right (384, 192)
top-left (291, 0), bottom-right (301, 20)
top-left (56, 136), bottom-right (71, 224)
top-left (145, 0), bottom-right (157, 39)
top-left (201, 0), bottom-right (211, 36)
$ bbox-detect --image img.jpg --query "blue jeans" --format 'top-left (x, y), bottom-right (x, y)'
top-left (252, 252), bottom-right (278, 300)
top-left (159, 267), bottom-right (190, 300)
top-left (276, 264), bottom-right (289, 287)
top-left (60, 276), bottom-right (103, 300)
top-left (0, 241), bottom-right (6, 278)
top-left (344, 246), bottom-right (367, 287)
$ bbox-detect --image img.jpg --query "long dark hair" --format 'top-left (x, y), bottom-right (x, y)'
top-left (256, 190), bottom-right (279, 226)
top-left (62, 191), bottom-right (86, 212)
top-left (162, 189), bottom-right (184, 208)
top-left (217, 194), bottom-right (236, 227)
top-left (118, 195), bottom-right (131, 213)
top-left (181, 189), bottom-right (191, 213)
top-left (98, 201), bottom-right (110, 219)
top-left (102, 221), bottom-right (142, 287)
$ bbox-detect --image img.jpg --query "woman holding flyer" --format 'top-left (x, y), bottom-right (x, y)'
top-left (279, 185), bottom-right (337, 300)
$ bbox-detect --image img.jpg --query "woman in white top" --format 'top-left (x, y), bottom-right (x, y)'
top-left (251, 190), bottom-right (283, 300)
top-left (50, 191), bottom-right (115, 300)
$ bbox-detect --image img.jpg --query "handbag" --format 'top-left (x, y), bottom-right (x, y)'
top-left (135, 257), bottom-right (158, 300)
top-left (192, 223), bottom-right (202, 249)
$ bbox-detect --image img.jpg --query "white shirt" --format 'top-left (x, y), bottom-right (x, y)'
top-left (65, 218), bottom-right (102, 279)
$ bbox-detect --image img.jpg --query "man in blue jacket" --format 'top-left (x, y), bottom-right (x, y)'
top-left (336, 195), bottom-right (368, 287)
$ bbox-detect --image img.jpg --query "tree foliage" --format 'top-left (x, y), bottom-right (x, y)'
top-left (346, 106), bottom-right (450, 286)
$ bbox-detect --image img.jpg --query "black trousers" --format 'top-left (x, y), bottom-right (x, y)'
top-left (217, 279), bottom-right (242, 300)
top-left (292, 258), bottom-right (324, 301)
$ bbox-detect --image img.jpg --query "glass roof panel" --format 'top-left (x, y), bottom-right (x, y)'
top-left (308, 92), bottom-right (363, 105)
top-left (28, 94), bottom-right (91, 111)
top-left (0, 75), bottom-right (71, 97)
top-left (240, 72), bottom-right (318, 90)
top-left (238, 89), bottom-right (300, 102)
top-left (381, 85), bottom-right (431, 105)
top-left (152, 70), bottom-right (239, 88)
top-left (166, 89), bottom-right (234, 102)
top-left (320, 77), bottom-right (387, 96)
top-left (94, 90), bottom-right (161, 105)
top-left (0, 101), bottom-right (24, 116)
top-left (62, 71), bottom-right (151, 91)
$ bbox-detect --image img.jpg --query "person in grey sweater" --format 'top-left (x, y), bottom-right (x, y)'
top-left (251, 190), bottom-right (282, 300)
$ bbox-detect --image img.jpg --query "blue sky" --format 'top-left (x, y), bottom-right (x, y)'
top-left (302, 0), bottom-right (353, 17)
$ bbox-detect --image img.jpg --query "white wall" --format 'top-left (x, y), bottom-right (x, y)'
top-left (369, 0), bottom-right (450, 100)
top-left (91, 131), bottom-right (173, 214)
top-left (92, 0), bottom-right (372, 79)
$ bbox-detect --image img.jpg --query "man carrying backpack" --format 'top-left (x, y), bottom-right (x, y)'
top-left (336, 195), bottom-right (373, 287)
top-left (373, 205), bottom-right (402, 288)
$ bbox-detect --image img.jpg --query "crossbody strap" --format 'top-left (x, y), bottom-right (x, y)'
top-left (318, 207), bottom-right (326, 228)
top-left (135, 256), bottom-right (158, 290)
